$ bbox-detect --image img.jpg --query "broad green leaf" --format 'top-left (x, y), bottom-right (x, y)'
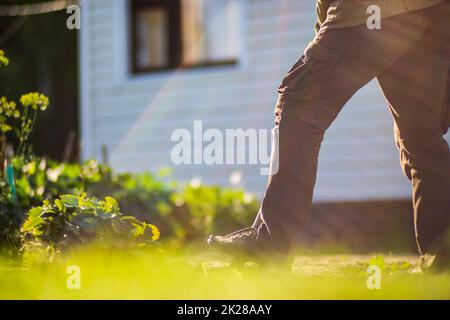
top-left (104, 196), bottom-right (119, 213)
top-left (60, 194), bottom-right (79, 208)
top-left (21, 207), bottom-right (44, 236)
top-left (131, 223), bottom-right (146, 238)
top-left (55, 199), bottom-right (65, 212)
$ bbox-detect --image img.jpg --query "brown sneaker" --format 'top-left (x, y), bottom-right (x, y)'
top-left (208, 226), bottom-right (293, 271)
top-left (207, 227), bottom-right (260, 255)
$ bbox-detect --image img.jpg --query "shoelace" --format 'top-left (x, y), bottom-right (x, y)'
top-left (229, 228), bottom-right (256, 240)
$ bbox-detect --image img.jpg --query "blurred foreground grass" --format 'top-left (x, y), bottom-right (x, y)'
top-left (1, 247), bottom-right (449, 300)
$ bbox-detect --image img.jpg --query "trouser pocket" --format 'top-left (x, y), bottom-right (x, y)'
top-left (275, 42), bottom-right (340, 127)
top-left (274, 41), bottom-right (341, 131)
top-left (278, 41), bottom-right (340, 101)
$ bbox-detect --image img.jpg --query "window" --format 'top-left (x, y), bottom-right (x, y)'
top-left (131, 0), bottom-right (240, 73)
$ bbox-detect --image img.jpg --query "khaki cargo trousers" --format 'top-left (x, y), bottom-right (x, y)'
top-left (258, 2), bottom-right (450, 255)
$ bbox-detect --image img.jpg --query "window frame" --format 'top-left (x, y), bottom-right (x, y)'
top-left (130, 0), bottom-right (238, 74)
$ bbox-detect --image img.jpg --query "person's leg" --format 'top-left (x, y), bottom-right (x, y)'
top-left (377, 6), bottom-right (450, 260)
top-left (209, 3), bottom-right (441, 253)
top-left (258, 5), bottom-right (445, 251)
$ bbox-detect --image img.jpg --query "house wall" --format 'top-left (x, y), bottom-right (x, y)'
top-left (80, 0), bottom-right (449, 202)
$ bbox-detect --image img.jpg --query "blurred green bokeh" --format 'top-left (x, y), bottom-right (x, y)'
top-left (1, 247), bottom-right (449, 300)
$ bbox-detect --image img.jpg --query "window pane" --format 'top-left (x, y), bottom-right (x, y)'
top-left (181, 0), bottom-right (205, 65)
top-left (181, 0), bottom-right (239, 65)
top-left (204, 0), bottom-right (240, 62)
top-left (136, 7), bottom-right (169, 69)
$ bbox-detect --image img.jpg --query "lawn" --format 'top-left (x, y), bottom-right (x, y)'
top-left (1, 247), bottom-right (449, 300)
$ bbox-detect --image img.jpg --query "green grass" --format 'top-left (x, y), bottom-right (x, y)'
top-left (1, 246), bottom-right (449, 300)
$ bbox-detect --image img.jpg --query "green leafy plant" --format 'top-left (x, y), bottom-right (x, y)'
top-left (20, 194), bottom-right (160, 261)
top-left (3, 150), bottom-right (257, 252)
top-left (0, 51), bottom-right (50, 185)
top-left (0, 51), bottom-right (257, 254)
top-left (0, 97), bottom-right (20, 133)
top-left (87, 171), bottom-right (258, 244)
top-left (11, 157), bottom-right (108, 209)
top-left (0, 51), bottom-right (50, 254)
top-left (169, 183), bottom-right (258, 242)
top-left (0, 51), bottom-right (50, 163)
top-left (7, 155), bottom-right (257, 247)
top-left (16, 93), bottom-right (49, 155)
top-left (0, 50), bottom-right (8, 67)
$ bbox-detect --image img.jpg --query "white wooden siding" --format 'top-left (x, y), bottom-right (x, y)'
top-left (80, 0), bottom-right (449, 201)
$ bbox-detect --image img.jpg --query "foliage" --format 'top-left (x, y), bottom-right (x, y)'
top-left (0, 50), bottom-right (8, 67)
top-left (16, 93), bottom-right (49, 155)
top-left (0, 51), bottom-right (49, 155)
top-left (0, 50), bottom-right (257, 257)
top-left (0, 51), bottom-right (51, 254)
top-left (0, 51), bottom-right (51, 255)
top-left (0, 8), bottom-right (79, 161)
top-left (88, 171), bottom-right (258, 244)
top-left (2, 154), bottom-right (257, 254)
top-left (170, 184), bottom-right (257, 241)
top-left (20, 194), bottom-right (160, 262)
top-left (12, 157), bottom-right (107, 209)
top-left (10, 156), bottom-right (257, 244)
top-left (0, 190), bottom-right (22, 256)
top-left (0, 96), bottom-right (20, 133)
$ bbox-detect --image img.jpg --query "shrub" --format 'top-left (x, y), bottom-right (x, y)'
top-left (87, 171), bottom-right (258, 244)
top-left (20, 194), bottom-right (160, 262)
top-left (1, 157), bottom-right (109, 255)
top-left (8, 158), bottom-right (258, 246)
top-left (0, 50), bottom-right (257, 255)
top-left (169, 184), bottom-right (258, 242)
top-left (12, 157), bottom-right (108, 209)
top-left (0, 51), bottom-right (51, 254)
top-left (0, 50), bottom-right (50, 166)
